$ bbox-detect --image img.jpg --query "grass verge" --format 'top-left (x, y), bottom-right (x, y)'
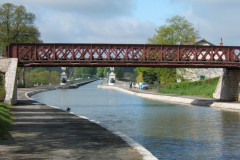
top-left (158, 77), bottom-right (219, 98)
top-left (0, 102), bottom-right (12, 140)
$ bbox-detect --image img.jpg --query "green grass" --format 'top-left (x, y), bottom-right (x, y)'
top-left (159, 77), bottom-right (219, 98)
top-left (0, 102), bottom-right (12, 140)
top-left (0, 73), bottom-right (5, 101)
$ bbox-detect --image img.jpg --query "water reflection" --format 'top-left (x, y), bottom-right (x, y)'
top-left (221, 111), bottom-right (240, 159)
top-left (32, 80), bottom-right (240, 159)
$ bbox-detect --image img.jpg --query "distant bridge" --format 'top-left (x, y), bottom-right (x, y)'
top-left (6, 43), bottom-right (240, 68)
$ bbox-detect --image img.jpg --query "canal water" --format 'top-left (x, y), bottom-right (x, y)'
top-left (32, 80), bottom-right (240, 159)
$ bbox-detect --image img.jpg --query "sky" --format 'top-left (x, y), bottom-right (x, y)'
top-left (1, 0), bottom-right (240, 46)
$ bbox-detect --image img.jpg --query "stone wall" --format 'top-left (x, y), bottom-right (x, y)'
top-left (177, 68), bottom-right (223, 82)
top-left (0, 58), bottom-right (18, 105)
top-left (213, 68), bottom-right (240, 101)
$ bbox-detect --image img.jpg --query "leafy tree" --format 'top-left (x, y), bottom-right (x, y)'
top-left (0, 3), bottom-right (42, 87)
top-left (114, 67), bottom-right (124, 79)
top-left (103, 67), bottom-right (110, 77)
top-left (0, 3), bottom-right (41, 54)
top-left (136, 15), bottom-right (199, 87)
top-left (25, 68), bottom-right (60, 87)
top-left (73, 67), bottom-right (96, 78)
top-left (148, 15), bottom-right (199, 45)
top-left (97, 67), bottom-right (105, 78)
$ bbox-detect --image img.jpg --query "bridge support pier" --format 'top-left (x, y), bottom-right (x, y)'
top-left (0, 58), bottom-right (18, 105)
top-left (213, 68), bottom-right (240, 101)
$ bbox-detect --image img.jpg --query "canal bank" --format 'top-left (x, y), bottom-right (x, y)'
top-left (0, 86), bottom-right (154, 160)
top-left (98, 82), bottom-right (240, 111)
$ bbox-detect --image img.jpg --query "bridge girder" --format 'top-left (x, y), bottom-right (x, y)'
top-left (6, 43), bottom-right (240, 68)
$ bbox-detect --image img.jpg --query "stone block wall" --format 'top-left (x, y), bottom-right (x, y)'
top-left (0, 58), bottom-right (18, 105)
top-left (213, 68), bottom-right (240, 101)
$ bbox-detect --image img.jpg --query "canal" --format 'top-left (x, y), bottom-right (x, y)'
top-left (32, 80), bottom-right (240, 159)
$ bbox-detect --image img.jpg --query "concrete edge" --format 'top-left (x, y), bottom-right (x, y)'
top-left (98, 85), bottom-right (240, 110)
top-left (24, 87), bottom-right (158, 160)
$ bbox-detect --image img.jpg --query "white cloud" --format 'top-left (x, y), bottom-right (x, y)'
top-left (37, 12), bottom-right (156, 43)
top-left (2, 0), bottom-right (134, 17)
top-left (176, 0), bottom-right (240, 45)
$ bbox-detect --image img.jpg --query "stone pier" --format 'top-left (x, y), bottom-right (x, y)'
top-left (0, 58), bottom-right (18, 105)
top-left (214, 68), bottom-right (240, 101)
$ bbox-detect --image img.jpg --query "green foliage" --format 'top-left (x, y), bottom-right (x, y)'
top-left (136, 72), bottom-right (143, 83)
top-left (104, 67), bottom-right (110, 77)
top-left (74, 67), bottom-right (96, 78)
top-left (143, 70), bottom-right (156, 84)
top-left (158, 68), bottom-right (177, 85)
top-left (136, 15), bottom-right (199, 87)
top-left (135, 67), bottom-right (176, 85)
top-left (0, 102), bottom-right (12, 139)
top-left (159, 77), bottom-right (219, 98)
top-left (0, 73), bottom-right (5, 101)
top-left (97, 67), bottom-right (105, 78)
top-left (25, 68), bottom-right (60, 87)
top-left (123, 72), bottom-right (138, 82)
top-left (148, 15), bottom-right (199, 45)
top-left (114, 67), bottom-right (124, 79)
top-left (0, 3), bottom-right (41, 55)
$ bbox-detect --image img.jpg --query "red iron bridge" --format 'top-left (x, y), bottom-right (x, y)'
top-left (6, 43), bottom-right (240, 68)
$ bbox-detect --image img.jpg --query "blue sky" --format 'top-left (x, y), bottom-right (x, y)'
top-left (1, 0), bottom-right (240, 45)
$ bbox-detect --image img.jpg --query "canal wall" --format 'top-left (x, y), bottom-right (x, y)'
top-left (98, 85), bottom-right (240, 111)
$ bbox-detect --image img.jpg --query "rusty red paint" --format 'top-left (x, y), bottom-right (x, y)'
top-left (6, 43), bottom-right (240, 68)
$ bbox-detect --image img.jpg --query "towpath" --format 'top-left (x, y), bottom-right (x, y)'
top-left (0, 87), bottom-right (143, 160)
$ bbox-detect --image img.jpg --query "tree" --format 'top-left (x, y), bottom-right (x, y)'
top-left (0, 3), bottom-right (42, 87)
top-left (136, 16), bottom-right (199, 88)
top-left (114, 67), bottom-right (124, 79)
top-left (97, 67), bottom-right (105, 78)
top-left (148, 15), bottom-right (199, 45)
top-left (25, 68), bottom-right (60, 87)
top-left (73, 67), bottom-right (97, 78)
top-left (0, 3), bottom-right (41, 54)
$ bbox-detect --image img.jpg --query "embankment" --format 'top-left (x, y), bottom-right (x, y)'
top-left (98, 85), bottom-right (240, 111)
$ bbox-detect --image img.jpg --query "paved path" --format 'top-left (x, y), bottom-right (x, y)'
top-left (0, 87), bottom-right (143, 160)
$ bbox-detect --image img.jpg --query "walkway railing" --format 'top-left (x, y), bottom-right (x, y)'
top-left (6, 43), bottom-right (240, 68)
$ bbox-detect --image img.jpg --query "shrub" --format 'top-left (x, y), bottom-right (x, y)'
top-left (0, 73), bottom-right (5, 101)
top-left (0, 102), bottom-right (12, 139)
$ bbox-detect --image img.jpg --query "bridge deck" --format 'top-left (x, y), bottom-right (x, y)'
top-left (6, 43), bottom-right (240, 68)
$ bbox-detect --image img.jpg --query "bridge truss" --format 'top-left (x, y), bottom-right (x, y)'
top-left (6, 43), bottom-right (240, 68)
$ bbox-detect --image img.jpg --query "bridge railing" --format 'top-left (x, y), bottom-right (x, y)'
top-left (6, 43), bottom-right (240, 68)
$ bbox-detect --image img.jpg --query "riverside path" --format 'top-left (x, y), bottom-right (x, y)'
top-left (0, 87), bottom-right (143, 160)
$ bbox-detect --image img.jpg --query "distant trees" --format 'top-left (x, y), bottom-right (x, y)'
top-left (114, 67), bottom-right (124, 79)
top-left (73, 67), bottom-right (97, 78)
top-left (25, 68), bottom-right (60, 87)
top-left (136, 15), bottom-right (199, 88)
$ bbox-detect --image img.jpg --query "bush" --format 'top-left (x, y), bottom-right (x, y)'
top-left (0, 73), bottom-right (5, 101)
top-left (0, 102), bottom-right (12, 139)
top-left (159, 77), bottom-right (220, 98)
